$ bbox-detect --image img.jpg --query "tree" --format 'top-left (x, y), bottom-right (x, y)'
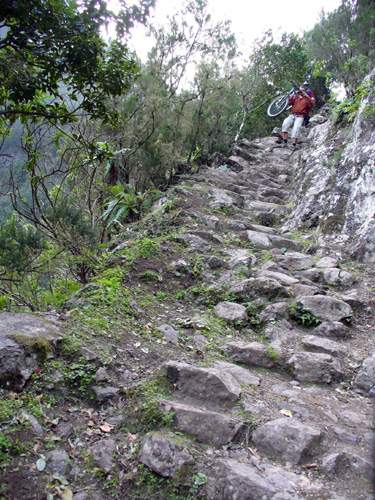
top-left (0, 0), bottom-right (154, 129)
top-left (305, 0), bottom-right (375, 94)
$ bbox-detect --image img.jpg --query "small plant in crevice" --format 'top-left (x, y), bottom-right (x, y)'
top-left (288, 302), bottom-right (321, 327)
top-left (244, 302), bottom-right (262, 329)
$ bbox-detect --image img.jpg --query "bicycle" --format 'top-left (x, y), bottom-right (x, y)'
top-left (267, 82), bottom-right (299, 118)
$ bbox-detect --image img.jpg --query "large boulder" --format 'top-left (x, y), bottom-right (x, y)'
top-left (139, 432), bottom-right (194, 477)
top-left (295, 295), bottom-right (352, 323)
top-left (321, 451), bottom-right (373, 481)
top-left (252, 417), bottom-right (322, 465)
top-left (0, 312), bottom-right (62, 390)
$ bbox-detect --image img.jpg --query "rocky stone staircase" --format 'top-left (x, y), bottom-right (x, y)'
top-left (139, 136), bottom-right (374, 499)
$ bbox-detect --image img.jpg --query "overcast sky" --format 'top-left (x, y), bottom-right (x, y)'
top-left (122, 0), bottom-right (342, 60)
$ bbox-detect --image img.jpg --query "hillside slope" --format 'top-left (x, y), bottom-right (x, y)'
top-left (0, 90), bottom-right (374, 498)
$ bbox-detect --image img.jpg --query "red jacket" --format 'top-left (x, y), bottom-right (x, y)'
top-left (289, 91), bottom-right (315, 116)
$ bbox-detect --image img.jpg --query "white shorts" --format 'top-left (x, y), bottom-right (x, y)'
top-left (281, 114), bottom-right (304, 139)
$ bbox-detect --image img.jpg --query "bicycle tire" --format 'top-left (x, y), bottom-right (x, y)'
top-left (267, 94), bottom-right (289, 117)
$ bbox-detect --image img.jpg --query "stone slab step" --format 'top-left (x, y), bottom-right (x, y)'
top-left (163, 361), bottom-right (241, 406)
top-left (160, 400), bottom-right (244, 446)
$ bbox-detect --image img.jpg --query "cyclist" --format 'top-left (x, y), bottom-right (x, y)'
top-left (276, 82), bottom-right (315, 148)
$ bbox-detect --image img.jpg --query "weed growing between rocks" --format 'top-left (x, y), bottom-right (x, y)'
top-left (288, 302), bottom-right (321, 327)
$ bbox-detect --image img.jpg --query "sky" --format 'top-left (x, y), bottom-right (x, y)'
top-left (121, 0), bottom-right (343, 61)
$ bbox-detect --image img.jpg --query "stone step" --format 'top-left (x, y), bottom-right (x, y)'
top-left (207, 458), bottom-right (306, 500)
top-left (224, 341), bottom-right (278, 368)
top-left (160, 400), bottom-right (244, 446)
top-left (247, 230), bottom-right (301, 251)
top-left (252, 417), bottom-right (323, 465)
top-left (163, 361), bottom-right (241, 407)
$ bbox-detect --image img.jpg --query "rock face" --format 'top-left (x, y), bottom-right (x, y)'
top-left (284, 68), bottom-right (375, 262)
top-left (139, 432), bottom-right (194, 477)
top-left (0, 312), bottom-right (62, 390)
top-left (252, 418), bottom-right (322, 465)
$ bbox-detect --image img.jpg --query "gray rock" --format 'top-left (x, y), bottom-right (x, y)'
top-left (214, 302), bottom-right (247, 324)
top-left (163, 361), bottom-right (241, 405)
top-left (192, 334), bottom-right (209, 351)
top-left (321, 268), bottom-right (353, 287)
top-left (312, 321), bottom-right (351, 339)
top-left (321, 451), bottom-right (373, 481)
top-left (46, 448), bottom-right (72, 476)
top-left (92, 386), bottom-right (119, 401)
top-left (208, 187), bottom-right (236, 208)
top-left (160, 400), bottom-right (244, 445)
top-left (289, 283), bottom-right (320, 298)
top-left (253, 417), bottom-right (322, 465)
top-left (247, 230), bottom-right (272, 249)
top-left (301, 336), bottom-right (344, 356)
top-left (268, 234), bottom-right (302, 252)
top-left (259, 302), bottom-right (289, 322)
top-left (157, 324), bottom-right (179, 345)
top-left (56, 421), bottom-right (74, 439)
top-left (207, 458), bottom-right (302, 500)
top-left (224, 341), bottom-right (276, 368)
top-left (0, 312), bottom-right (62, 390)
top-left (23, 413), bottom-right (43, 437)
top-left (139, 432), bottom-right (194, 477)
top-left (89, 438), bottom-right (116, 473)
top-left (259, 270), bottom-right (299, 286)
top-left (212, 361), bottom-right (261, 386)
top-left (206, 255), bottom-right (225, 269)
top-left (296, 295), bottom-right (352, 322)
top-left (226, 248), bottom-right (256, 269)
top-left (95, 367), bottom-right (109, 383)
top-left (288, 351), bottom-right (343, 383)
top-left (230, 277), bottom-right (288, 300)
top-left (353, 353), bottom-right (375, 396)
top-left (278, 252), bottom-right (314, 271)
top-left (170, 259), bottom-right (191, 275)
top-left (177, 233), bottom-right (211, 252)
top-left (315, 256), bottom-right (339, 268)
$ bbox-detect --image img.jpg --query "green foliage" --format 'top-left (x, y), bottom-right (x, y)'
top-left (244, 302), bottom-right (262, 329)
top-left (333, 79), bottom-right (374, 123)
top-left (0, 433), bottom-right (25, 465)
top-left (288, 302), bottom-right (321, 327)
top-left (305, 0), bottom-right (375, 93)
top-left (0, 0), bottom-right (154, 127)
top-left (189, 284), bottom-right (235, 306)
top-left (0, 216), bottom-right (45, 273)
top-left (62, 360), bottom-right (96, 396)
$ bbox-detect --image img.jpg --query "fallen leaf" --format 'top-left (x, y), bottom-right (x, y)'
top-left (99, 422), bottom-right (113, 433)
top-left (280, 409), bottom-right (293, 418)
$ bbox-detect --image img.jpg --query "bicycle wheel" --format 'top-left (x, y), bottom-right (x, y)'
top-left (267, 94), bottom-right (289, 117)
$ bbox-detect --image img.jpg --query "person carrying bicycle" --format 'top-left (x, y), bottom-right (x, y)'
top-left (276, 82), bottom-right (315, 147)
